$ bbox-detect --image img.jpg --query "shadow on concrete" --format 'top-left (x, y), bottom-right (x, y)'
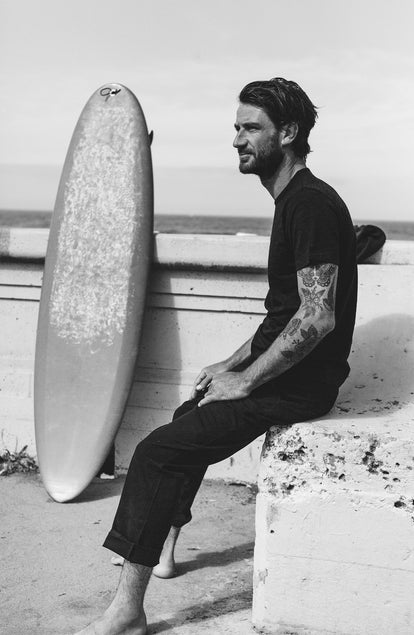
top-left (178, 540), bottom-right (254, 574)
top-left (149, 588), bottom-right (252, 633)
top-left (335, 313), bottom-right (414, 418)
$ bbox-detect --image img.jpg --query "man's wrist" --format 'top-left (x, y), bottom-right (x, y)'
top-left (239, 369), bottom-right (257, 392)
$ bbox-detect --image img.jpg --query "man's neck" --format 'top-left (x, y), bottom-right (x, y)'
top-left (261, 156), bottom-right (307, 201)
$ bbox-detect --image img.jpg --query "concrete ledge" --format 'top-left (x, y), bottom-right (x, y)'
top-left (0, 228), bottom-right (49, 261)
top-left (1, 226), bottom-right (413, 267)
top-left (0, 227), bottom-right (270, 270)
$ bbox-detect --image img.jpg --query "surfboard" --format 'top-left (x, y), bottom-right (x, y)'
top-left (34, 83), bottom-right (153, 502)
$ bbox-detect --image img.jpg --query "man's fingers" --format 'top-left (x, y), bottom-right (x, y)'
top-left (190, 371), bottom-right (210, 399)
top-left (193, 371), bottom-right (207, 389)
top-left (190, 381), bottom-right (201, 399)
top-left (197, 383), bottom-right (226, 407)
top-left (196, 376), bottom-right (211, 391)
top-left (197, 392), bottom-right (216, 407)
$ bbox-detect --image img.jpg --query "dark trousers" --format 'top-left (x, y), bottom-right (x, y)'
top-left (103, 378), bottom-right (338, 567)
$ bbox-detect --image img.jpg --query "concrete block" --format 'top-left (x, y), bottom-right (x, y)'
top-left (253, 482), bottom-right (414, 634)
top-left (253, 262), bottom-right (414, 634)
top-left (253, 425), bottom-right (414, 634)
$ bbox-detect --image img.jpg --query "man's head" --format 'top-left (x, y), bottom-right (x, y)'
top-left (233, 77), bottom-right (318, 178)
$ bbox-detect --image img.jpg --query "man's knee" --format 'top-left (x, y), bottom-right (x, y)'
top-left (136, 426), bottom-right (162, 449)
top-left (131, 400), bottom-right (198, 466)
top-left (173, 398), bottom-right (198, 421)
top-left (131, 423), bottom-right (175, 467)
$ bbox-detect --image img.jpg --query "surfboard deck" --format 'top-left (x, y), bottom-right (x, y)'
top-left (34, 83), bottom-right (153, 502)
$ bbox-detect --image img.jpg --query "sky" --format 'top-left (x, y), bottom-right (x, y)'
top-left (1, 0), bottom-right (413, 220)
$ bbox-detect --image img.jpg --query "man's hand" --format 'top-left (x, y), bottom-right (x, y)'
top-left (197, 372), bottom-right (251, 407)
top-left (190, 361), bottom-right (231, 399)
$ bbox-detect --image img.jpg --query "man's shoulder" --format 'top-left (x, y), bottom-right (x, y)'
top-left (282, 170), bottom-right (348, 214)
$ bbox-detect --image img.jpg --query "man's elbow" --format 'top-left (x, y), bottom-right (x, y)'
top-left (319, 312), bottom-right (335, 338)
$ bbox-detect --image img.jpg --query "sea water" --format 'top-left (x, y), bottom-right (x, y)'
top-left (0, 210), bottom-right (413, 241)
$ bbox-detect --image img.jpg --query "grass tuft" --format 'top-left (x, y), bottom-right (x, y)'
top-left (0, 445), bottom-right (39, 476)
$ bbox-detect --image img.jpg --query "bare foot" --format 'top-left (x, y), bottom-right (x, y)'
top-left (152, 559), bottom-right (177, 579)
top-left (74, 606), bottom-right (147, 634)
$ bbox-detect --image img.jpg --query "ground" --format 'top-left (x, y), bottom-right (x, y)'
top-left (0, 473), bottom-right (259, 634)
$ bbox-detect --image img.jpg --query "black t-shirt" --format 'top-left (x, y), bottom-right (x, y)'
top-left (251, 168), bottom-right (357, 388)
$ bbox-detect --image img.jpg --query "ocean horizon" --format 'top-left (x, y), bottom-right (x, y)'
top-left (0, 209), bottom-right (413, 241)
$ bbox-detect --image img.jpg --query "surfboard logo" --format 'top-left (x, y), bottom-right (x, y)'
top-left (100, 87), bottom-right (122, 101)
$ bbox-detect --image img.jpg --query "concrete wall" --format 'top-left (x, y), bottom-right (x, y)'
top-left (0, 229), bottom-right (270, 482)
top-left (0, 229), bottom-right (413, 484)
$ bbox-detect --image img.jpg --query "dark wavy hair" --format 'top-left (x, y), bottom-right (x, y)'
top-left (239, 77), bottom-right (318, 159)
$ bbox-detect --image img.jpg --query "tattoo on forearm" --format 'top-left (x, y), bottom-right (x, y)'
top-left (281, 324), bottom-right (319, 363)
top-left (282, 317), bottom-right (302, 339)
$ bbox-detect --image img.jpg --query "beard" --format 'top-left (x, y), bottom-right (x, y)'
top-left (238, 136), bottom-right (284, 179)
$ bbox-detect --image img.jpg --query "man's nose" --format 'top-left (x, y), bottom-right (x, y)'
top-left (233, 130), bottom-right (246, 148)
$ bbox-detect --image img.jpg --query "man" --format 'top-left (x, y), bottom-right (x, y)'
top-left (76, 77), bottom-right (357, 634)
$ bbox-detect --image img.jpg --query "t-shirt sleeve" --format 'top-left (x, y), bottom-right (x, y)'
top-left (287, 191), bottom-right (340, 270)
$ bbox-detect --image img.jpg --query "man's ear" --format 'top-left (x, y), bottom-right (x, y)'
top-left (280, 122), bottom-right (298, 147)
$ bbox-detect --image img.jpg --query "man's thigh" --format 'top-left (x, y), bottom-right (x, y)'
top-left (144, 389), bottom-right (318, 469)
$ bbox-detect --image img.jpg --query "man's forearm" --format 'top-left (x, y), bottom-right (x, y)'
top-left (223, 336), bottom-right (254, 370)
top-left (240, 308), bottom-right (334, 391)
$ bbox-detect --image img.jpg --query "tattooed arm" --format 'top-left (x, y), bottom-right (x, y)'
top-left (242, 262), bottom-right (337, 390)
top-left (198, 263), bottom-right (337, 406)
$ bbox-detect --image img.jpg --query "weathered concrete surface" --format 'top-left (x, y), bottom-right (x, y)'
top-left (253, 421), bottom-right (414, 634)
top-left (0, 474), bottom-right (257, 635)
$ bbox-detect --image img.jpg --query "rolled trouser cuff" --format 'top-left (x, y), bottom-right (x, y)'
top-left (103, 529), bottom-right (161, 568)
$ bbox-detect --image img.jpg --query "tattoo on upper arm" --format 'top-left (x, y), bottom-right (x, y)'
top-left (323, 281), bottom-right (335, 312)
top-left (298, 268), bottom-right (316, 287)
top-left (301, 287), bottom-right (326, 317)
top-left (278, 263), bottom-right (337, 367)
top-left (297, 263), bottom-right (338, 317)
top-left (316, 264), bottom-right (336, 287)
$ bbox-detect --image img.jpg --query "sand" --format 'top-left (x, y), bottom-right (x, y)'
top-left (0, 473), bottom-right (259, 635)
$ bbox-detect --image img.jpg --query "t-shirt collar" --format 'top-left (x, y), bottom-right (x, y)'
top-left (275, 167), bottom-right (310, 205)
